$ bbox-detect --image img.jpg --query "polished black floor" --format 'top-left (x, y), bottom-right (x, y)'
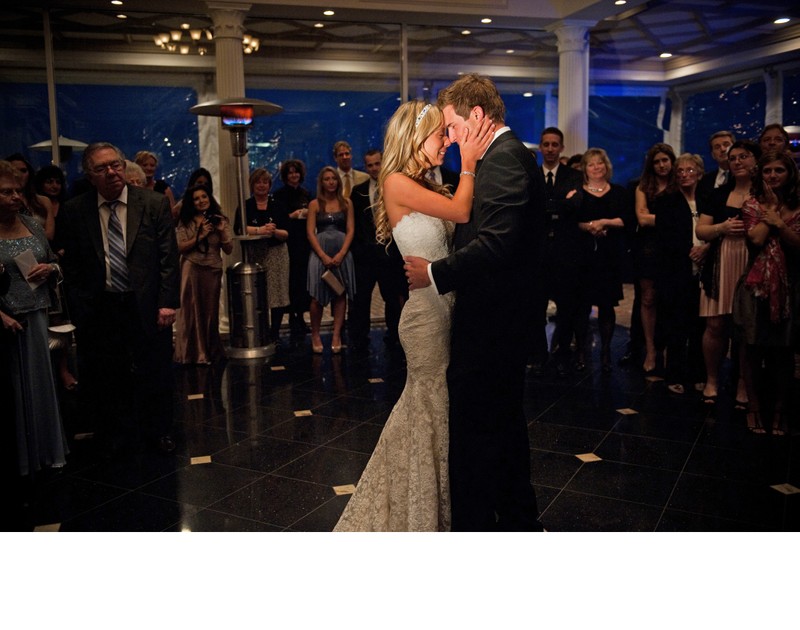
top-left (11, 320), bottom-right (800, 532)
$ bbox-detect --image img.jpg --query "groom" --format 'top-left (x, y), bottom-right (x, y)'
top-left (405, 74), bottom-right (546, 531)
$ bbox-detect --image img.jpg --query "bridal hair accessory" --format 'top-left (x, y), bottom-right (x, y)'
top-left (415, 103), bottom-right (432, 128)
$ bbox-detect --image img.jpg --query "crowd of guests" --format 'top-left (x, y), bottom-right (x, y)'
top-left (2, 122), bottom-right (798, 496)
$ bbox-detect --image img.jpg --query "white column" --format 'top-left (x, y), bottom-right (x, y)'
top-left (764, 67), bottom-right (783, 125)
top-left (543, 87), bottom-right (557, 130)
top-left (206, 2), bottom-right (251, 334)
top-left (206, 2), bottom-right (250, 221)
top-left (664, 89), bottom-right (683, 156)
top-left (550, 22), bottom-right (593, 156)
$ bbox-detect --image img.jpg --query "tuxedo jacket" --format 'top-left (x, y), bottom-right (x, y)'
top-left (697, 167), bottom-right (726, 198)
top-left (58, 185), bottom-right (179, 338)
top-left (350, 178), bottom-right (402, 266)
top-left (431, 130), bottom-right (546, 361)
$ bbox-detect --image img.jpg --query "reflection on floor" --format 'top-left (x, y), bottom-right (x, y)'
top-left (9, 318), bottom-right (800, 532)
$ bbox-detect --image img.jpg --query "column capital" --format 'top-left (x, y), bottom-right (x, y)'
top-left (547, 20), bottom-right (593, 53)
top-left (206, 2), bottom-right (251, 39)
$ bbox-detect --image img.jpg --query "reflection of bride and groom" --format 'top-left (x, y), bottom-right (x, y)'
top-left (335, 74), bottom-right (546, 532)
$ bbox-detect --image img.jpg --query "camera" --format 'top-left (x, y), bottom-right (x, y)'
top-left (204, 211), bottom-right (223, 226)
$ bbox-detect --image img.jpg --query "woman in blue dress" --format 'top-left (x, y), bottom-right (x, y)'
top-left (306, 166), bottom-right (355, 353)
top-left (0, 160), bottom-right (68, 476)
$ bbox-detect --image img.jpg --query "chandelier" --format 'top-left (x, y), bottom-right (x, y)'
top-left (153, 24), bottom-right (260, 56)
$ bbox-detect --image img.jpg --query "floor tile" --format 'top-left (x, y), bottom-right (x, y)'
top-left (138, 462), bottom-right (265, 508)
top-left (564, 459), bottom-right (681, 506)
top-left (541, 490), bottom-right (663, 532)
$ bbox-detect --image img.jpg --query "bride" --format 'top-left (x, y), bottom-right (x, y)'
top-left (334, 100), bottom-right (494, 531)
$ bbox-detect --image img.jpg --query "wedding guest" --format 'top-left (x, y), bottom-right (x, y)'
top-left (0, 160), bottom-right (68, 476)
top-left (695, 140), bottom-right (762, 407)
top-left (635, 143), bottom-right (676, 374)
top-left (173, 184), bottom-right (233, 364)
top-left (349, 149), bottom-right (407, 353)
top-left (124, 161), bottom-right (147, 188)
top-left (33, 164), bottom-right (77, 391)
top-left (235, 168), bottom-right (291, 344)
top-left (5, 153), bottom-right (55, 241)
top-left (653, 153), bottom-right (709, 393)
top-left (758, 124), bottom-right (790, 155)
top-left (171, 167), bottom-right (216, 221)
top-left (736, 151), bottom-right (800, 435)
top-left (306, 166), bottom-right (355, 353)
top-left (273, 160), bottom-right (312, 336)
top-left (697, 130), bottom-right (735, 198)
top-left (134, 150), bottom-right (176, 209)
top-left (333, 141), bottom-right (368, 198)
top-left (575, 148), bottom-right (629, 372)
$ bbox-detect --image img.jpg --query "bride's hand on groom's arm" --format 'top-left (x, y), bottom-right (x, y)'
top-left (404, 256), bottom-right (431, 291)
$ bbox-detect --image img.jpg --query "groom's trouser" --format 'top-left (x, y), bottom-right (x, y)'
top-left (447, 317), bottom-right (542, 532)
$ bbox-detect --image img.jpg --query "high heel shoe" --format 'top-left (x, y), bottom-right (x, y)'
top-left (772, 410), bottom-right (788, 436)
top-left (331, 338), bottom-right (342, 354)
top-left (311, 337), bottom-right (323, 354)
top-left (746, 408), bottom-right (766, 435)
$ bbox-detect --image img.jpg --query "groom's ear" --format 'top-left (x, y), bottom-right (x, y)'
top-left (471, 106), bottom-right (485, 122)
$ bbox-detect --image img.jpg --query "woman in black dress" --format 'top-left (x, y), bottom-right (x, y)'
top-left (273, 159), bottom-right (312, 335)
top-left (635, 143), bottom-right (676, 373)
top-left (652, 153), bottom-right (710, 393)
top-left (575, 148), bottom-right (629, 372)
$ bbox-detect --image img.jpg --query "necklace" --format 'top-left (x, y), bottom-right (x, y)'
top-left (586, 184), bottom-right (606, 193)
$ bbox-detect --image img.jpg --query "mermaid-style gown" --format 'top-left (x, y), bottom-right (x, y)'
top-left (334, 212), bottom-right (454, 531)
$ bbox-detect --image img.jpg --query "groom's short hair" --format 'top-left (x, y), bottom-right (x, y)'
top-left (437, 73), bottom-right (506, 123)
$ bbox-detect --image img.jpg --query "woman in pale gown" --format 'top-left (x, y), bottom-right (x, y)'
top-left (334, 100), bottom-right (494, 531)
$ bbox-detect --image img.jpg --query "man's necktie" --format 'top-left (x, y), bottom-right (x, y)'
top-left (106, 200), bottom-right (129, 291)
top-left (546, 171), bottom-right (554, 196)
top-left (343, 172), bottom-right (351, 197)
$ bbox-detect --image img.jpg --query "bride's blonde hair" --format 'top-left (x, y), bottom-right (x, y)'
top-left (374, 100), bottom-right (450, 245)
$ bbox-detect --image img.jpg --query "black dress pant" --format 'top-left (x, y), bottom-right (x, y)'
top-left (76, 292), bottom-right (173, 445)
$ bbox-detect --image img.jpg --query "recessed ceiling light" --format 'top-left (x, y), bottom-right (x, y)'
top-left (523, 92), bottom-right (533, 97)
top-left (481, 18), bottom-right (492, 24)
top-left (180, 23), bottom-right (190, 30)
top-left (659, 52), bottom-right (672, 58)
top-left (116, 14), bottom-right (127, 19)
top-left (314, 23), bottom-right (324, 28)
top-left (461, 30), bottom-right (471, 35)
top-left (614, 0), bottom-right (627, 5)
top-left (111, 1), bottom-right (123, 5)
top-left (324, 10), bottom-right (335, 16)
top-left (339, 101), bottom-right (346, 107)
top-left (774, 17), bottom-right (790, 24)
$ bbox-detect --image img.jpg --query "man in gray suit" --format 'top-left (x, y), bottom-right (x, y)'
top-left (58, 142), bottom-right (179, 454)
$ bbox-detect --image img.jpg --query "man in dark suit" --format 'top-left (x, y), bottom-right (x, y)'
top-left (533, 127), bottom-right (583, 376)
top-left (349, 149), bottom-right (407, 352)
top-left (697, 130), bottom-right (734, 198)
top-left (405, 74), bottom-right (545, 531)
top-left (58, 142), bottom-right (179, 454)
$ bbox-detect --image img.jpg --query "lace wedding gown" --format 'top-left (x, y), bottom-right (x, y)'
top-left (334, 212), bottom-right (454, 531)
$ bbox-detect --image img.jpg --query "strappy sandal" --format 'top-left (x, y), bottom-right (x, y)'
top-left (746, 408), bottom-right (766, 435)
top-left (771, 410), bottom-right (788, 437)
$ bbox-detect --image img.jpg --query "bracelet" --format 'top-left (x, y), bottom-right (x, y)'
top-left (460, 171), bottom-right (476, 177)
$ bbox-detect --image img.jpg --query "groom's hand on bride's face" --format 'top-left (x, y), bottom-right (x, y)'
top-left (404, 256), bottom-right (432, 291)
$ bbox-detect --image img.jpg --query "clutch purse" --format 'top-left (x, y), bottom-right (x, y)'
top-left (321, 269), bottom-right (346, 296)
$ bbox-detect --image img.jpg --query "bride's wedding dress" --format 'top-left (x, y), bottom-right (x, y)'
top-left (334, 212), bottom-right (454, 531)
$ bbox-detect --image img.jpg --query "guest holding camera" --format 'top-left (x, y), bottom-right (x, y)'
top-left (173, 183), bottom-right (233, 364)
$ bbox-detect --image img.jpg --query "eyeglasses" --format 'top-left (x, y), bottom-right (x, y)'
top-left (676, 168), bottom-right (696, 175)
top-left (89, 160), bottom-right (124, 175)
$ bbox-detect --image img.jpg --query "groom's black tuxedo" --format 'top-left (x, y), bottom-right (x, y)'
top-left (431, 129), bottom-right (546, 531)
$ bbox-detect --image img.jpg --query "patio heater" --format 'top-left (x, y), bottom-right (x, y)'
top-left (190, 97), bottom-right (283, 361)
